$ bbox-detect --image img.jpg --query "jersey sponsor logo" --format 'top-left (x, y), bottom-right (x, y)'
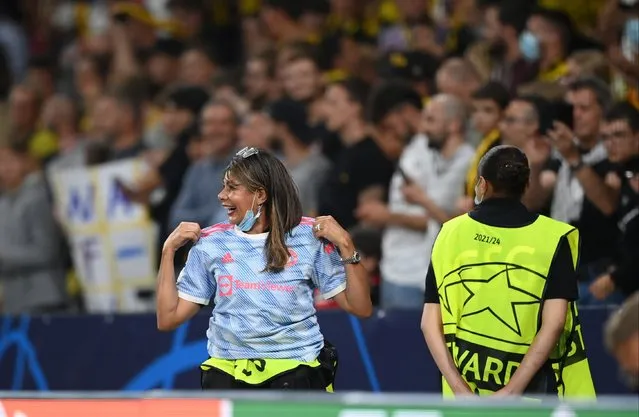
top-left (218, 275), bottom-right (233, 296)
top-left (221, 252), bottom-right (234, 264)
top-left (216, 275), bottom-right (295, 297)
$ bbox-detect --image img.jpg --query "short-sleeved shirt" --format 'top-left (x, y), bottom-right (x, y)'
top-left (318, 137), bottom-right (396, 230)
top-left (424, 198), bottom-right (579, 303)
top-left (176, 217), bottom-right (347, 362)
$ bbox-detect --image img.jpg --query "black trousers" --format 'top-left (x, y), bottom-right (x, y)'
top-left (201, 364), bottom-right (329, 390)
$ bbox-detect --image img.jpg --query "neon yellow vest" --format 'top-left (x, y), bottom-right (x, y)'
top-left (430, 213), bottom-right (596, 398)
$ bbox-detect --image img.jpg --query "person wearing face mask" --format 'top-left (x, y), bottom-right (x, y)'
top-left (157, 147), bottom-right (372, 390)
top-left (525, 8), bottom-right (573, 83)
top-left (481, 1), bottom-right (538, 95)
top-left (422, 145), bottom-right (595, 398)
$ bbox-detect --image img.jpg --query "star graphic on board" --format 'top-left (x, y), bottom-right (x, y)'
top-left (439, 264), bottom-right (541, 337)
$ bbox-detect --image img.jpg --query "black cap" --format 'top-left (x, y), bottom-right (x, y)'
top-left (267, 99), bottom-right (313, 145)
top-left (378, 51), bottom-right (439, 82)
top-left (164, 86), bottom-right (210, 115)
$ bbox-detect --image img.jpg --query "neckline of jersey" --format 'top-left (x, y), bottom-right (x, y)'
top-left (233, 226), bottom-right (269, 240)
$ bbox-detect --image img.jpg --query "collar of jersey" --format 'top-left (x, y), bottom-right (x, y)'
top-left (234, 226), bottom-right (269, 239)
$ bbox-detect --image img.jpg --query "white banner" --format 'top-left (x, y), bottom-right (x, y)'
top-left (50, 159), bottom-right (157, 313)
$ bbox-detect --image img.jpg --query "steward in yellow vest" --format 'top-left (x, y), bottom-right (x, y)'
top-left (422, 145), bottom-right (595, 398)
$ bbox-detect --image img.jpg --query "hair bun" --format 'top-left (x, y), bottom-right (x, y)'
top-left (496, 161), bottom-right (529, 184)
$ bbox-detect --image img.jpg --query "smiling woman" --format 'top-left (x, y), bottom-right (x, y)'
top-left (156, 147), bottom-right (372, 391)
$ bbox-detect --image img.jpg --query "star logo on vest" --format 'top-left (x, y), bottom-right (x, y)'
top-left (440, 264), bottom-right (541, 337)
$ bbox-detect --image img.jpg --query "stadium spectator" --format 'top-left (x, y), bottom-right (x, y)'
top-left (0, 0), bottom-right (635, 318)
top-left (178, 45), bottom-right (217, 88)
top-left (528, 78), bottom-right (620, 304)
top-left (238, 110), bottom-right (275, 151)
top-left (526, 8), bottom-right (574, 82)
top-left (243, 49), bottom-right (279, 111)
top-left (484, 0), bottom-right (538, 94)
top-left (435, 58), bottom-right (482, 107)
top-left (0, 139), bottom-right (68, 314)
top-left (497, 95), bottom-right (555, 212)
top-left (91, 90), bottom-right (146, 161)
top-left (463, 81), bottom-right (511, 198)
top-left (318, 78), bottom-right (396, 230)
top-left (169, 100), bottom-right (238, 230)
top-left (589, 103), bottom-right (639, 300)
top-left (378, 94), bottom-right (473, 309)
top-left (267, 98), bottom-right (331, 216)
top-left (604, 292), bottom-right (639, 391)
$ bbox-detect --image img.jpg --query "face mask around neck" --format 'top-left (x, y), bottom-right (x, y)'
top-left (237, 193), bottom-right (263, 232)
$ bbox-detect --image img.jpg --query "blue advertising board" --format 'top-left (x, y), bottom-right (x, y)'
top-left (0, 308), bottom-right (631, 393)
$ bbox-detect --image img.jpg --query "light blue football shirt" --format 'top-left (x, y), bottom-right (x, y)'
top-left (176, 217), bottom-right (347, 362)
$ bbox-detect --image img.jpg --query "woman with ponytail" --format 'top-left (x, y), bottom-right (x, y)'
top-left (156, 147), bottom-right (372, 390)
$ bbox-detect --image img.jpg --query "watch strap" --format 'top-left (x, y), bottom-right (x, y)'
top-left (340, 251), bottom-right (360, 264)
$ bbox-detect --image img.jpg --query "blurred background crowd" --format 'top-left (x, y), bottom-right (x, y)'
top-left (0, 0), bottom-right (637, 315)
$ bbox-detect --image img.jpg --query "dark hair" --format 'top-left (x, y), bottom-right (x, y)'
top-left (107, 94), bottom-right (142, 127)
top-left (514, 94), bottom-right (552, 134)
top-left (287, 48), bottom-right (321, 69)
top-left (249, 49), bottom-right (277, 78)
top-left (498, 0), bottom-right (532, 35)
top-left (531, 7), bottom-right (573, 52)
top-left (478, 145), bottom-right (530, 198)
top-left (263, 0), bottom-right (306, 20)
top-left (472, 81), bottom-right (511, 110)
top-left (367, 80), bottom-right (422, 124)
top-left (1, 137), bottom-right (30, 156)
top-left (568, 77), bottom-right (613, 112)
top-left (478, 0), bottom-right (500, 10)
top-left (202, 98), bottom-right (240, 125)
top-left (0, 46), bottom-right (11, 99)
top-left (350, 226), bottom-right (382, 259)
top-left (184, 43), bottom-right (218, 66)
top-left (605, 102), bottom-right (639, 133)
top-left (331, 77), bottom-right (371, 108)
top-left (225, 149), bottom-right (303, 272)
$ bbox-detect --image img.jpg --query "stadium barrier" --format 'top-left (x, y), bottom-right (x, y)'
top-left (0, 392), bottom-right (638, 417)
top-left (0, 308), bottom-right (632, 393)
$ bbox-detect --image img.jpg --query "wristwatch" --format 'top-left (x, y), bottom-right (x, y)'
top-left (340, 251), bottom-right (361, 265)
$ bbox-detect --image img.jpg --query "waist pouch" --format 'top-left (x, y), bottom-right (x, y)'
top-left (201, 341), bottom-right (339, 389)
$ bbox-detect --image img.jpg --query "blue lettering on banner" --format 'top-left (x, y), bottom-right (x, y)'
top-left (107, 180), bottom-right (134, 220)
top-left (80, 237), bottom-right (99, 283)
top-left (117, 246), bottom-right (145, 259)
top-left (67, 185), bottom-right (95, 223)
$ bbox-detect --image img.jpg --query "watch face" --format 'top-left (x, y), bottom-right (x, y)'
top-left (353, 251), bottom-right (361, 262)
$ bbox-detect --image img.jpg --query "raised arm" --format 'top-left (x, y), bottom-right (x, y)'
top-left (312, 216), bottom-right (373, 318)
top-left (156, 222), bottom-right (208, 331)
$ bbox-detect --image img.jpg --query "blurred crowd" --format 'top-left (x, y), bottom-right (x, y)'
top-left (0, 0), bottom-right (637, 314)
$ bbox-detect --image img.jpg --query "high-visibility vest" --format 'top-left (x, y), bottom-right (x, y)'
top-left (430, 212), bottom-right (596, 398)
